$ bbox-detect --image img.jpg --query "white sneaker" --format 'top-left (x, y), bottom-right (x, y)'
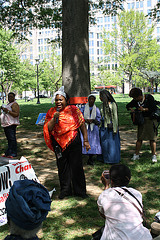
top-left (131, 154), bottom-right (140, 161)
top-left (152, 155), bottom-right (157, 163)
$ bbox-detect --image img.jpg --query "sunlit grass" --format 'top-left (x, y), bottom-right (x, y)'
top-left (0, 94), bottom-right (160, 239)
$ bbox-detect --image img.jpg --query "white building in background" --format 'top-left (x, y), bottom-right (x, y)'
top-left (20, 0), bottom-right (160, 94)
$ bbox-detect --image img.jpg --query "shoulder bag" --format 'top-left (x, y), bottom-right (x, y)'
top-left (114, 187), bottom-right (146, 226)
top-left (130, 109), bottom-right (144, 126)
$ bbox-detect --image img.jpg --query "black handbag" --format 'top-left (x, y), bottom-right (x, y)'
top-left (92, 226), bottom-right (104, 240)
top-left (130, 110), bottom-right (144, 126)
top-left (151, 107), bottom-right (160, 122)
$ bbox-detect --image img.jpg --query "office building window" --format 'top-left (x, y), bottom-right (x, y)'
top-left (157, 27), bottom-right (160, 34)
top-left (22, 54), bottom-right (27, 60)
top-left (148, 18), bottom-right (152, 24)
top-left (97, 17), bottom-right (103, 23)
top-left (136, 1), bottom-right (139, 8)
top-left (44, 38), bottom-right (49, 44)
top-left (147, 0), bottom-right (151, 7)
top-left (45, 53), bottom-right (49, 59)
top-left (89, 40), bottom-right (94, 46)
top-left (30, 54), bottom-right (33, 59)
top-left (100, 49), bottom-right (103, 55)
top-left (89, 48), bottom-right (94, 55)
top-left (140, 1), bottom-right (143, 8)
top-left (89, 32), bottom-right (94, 38)
top-left (97, 33), bottom-right (102, 39)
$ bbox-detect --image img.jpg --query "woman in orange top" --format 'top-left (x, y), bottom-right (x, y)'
top-left (44, 87), bottom-right (91, 199)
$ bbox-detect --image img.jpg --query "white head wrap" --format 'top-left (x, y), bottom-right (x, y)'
top-left (51, 86), bottom-right (67, 104)
top-left (84, 94), bottom-right (96, 131)
top-left (88, 94), bottom-right (96, 100)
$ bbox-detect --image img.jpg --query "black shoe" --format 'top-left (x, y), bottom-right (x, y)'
top-left (58, 192), bottom-right (71, 200)
top-left (87, 159), bottom-right (94, 165)
top-left (75, 193), bottom-right (89, 199)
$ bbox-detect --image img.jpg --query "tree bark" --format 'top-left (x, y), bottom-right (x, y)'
top-left (62, 0), bottom-right (90, 101)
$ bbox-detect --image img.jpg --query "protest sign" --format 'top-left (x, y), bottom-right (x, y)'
top-left (36, 113), bottom-right (46, 126)
top-left (0, 156), bottom-right (39, 227)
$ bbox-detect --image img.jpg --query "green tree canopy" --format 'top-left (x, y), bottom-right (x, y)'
top-left (103, 10), bottom-right (160, 89)
top-left (0, 28), bottom-right (22, 100)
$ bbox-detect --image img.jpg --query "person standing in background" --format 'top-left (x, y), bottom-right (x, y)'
top-left (98, 90), bottom-right (120, 164)
top-left (81, 94), bottom-right (102, 165)
top-left (126, 88), bottom-right (158, 163)
top-left (1, 92), bottom-right (20, 158)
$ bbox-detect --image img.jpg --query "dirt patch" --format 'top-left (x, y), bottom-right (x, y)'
top-left (15, 127), bottom-right (138, 199)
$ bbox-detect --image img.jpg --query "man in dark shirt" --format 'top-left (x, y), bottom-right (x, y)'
top-left (126, 88), bottom-right (158, 163)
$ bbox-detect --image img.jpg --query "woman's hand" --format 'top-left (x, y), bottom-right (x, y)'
top-left (48, 111), bottom-right (60, 132)
top-left (2, 107), bottom-right (9, 114)
top-left (80, 122), bottom-right (91, 151)
top-left (53, 111), bottom-right (60, 123)
top-left (85, 119), bottom-right (93, 124)
top-left (129, 108), bottom-right (135, 112)
top-left (83, 140), bottom-right (91, 152)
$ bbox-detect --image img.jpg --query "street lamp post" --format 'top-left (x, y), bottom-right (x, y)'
top-left (122, 80), bottom-right (125, 95)
top-left (0, 70), bottom-right (4, 103)
top-left (24, 83), bottom-right (26, 102)
top-left (35, 58), bottom-right (40, 104)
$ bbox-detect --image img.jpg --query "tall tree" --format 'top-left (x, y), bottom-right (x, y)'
top-left (0, 0), bottom-right (124, 103)
top-left (0, 28), bottom-right (21, 102)
top-left (103, 10), bottom-right (160, 89)
top-left (62, 0), bottom-right (90, 103)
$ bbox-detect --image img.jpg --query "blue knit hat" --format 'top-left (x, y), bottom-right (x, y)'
top-left (5, 179), bottom-right (51, 230)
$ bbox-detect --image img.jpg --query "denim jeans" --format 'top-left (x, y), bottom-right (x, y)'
top-left (4, 125), bottom-right (17, 157)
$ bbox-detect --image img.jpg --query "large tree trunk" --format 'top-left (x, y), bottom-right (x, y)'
top-left (62, 0), bottom-right (90, 104)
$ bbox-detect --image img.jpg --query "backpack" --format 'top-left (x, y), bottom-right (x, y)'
top-left (151, 100), bottom-right (160, 122)
top-left (145, 94), bottom-right (160, 122)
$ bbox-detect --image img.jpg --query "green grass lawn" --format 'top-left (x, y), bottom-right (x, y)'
top-left (0, 94), bottom-right (160, 239)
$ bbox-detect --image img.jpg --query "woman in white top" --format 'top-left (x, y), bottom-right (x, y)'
top-left (1, 92), bottom-right (20, 158)
top-left (96, 164), bottom-right (152, 240)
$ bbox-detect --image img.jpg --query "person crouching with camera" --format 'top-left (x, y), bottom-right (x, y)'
top-left (93, 164), bottom-right (152, 240)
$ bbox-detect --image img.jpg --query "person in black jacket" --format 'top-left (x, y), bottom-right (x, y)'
top-left (126, 88), bottom-right (158, 162)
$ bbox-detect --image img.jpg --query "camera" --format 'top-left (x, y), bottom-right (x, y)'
top-left (103, 170), bottom-right (110, 179)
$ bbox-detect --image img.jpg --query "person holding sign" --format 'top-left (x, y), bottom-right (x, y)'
top-left (43, 86), bottom-right (90, 200)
